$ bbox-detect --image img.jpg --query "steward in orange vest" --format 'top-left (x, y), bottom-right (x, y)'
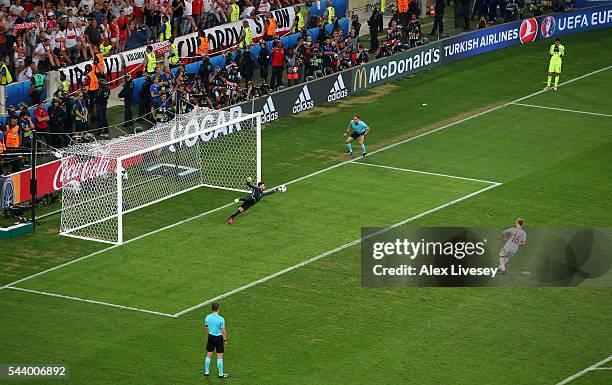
top-left (197, 32), bottom-right (209, 56)
top-left (264, 13), bottom-right (277, 41)
top-left (4, 118), bottom-right (22, 149)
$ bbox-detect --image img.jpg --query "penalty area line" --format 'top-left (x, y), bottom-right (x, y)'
top-left (6, 286), bottom-right (177, 318)
top-left (351, 161), bottom-right (502, 185)
top-left (2, 64), bottom-right (610, 292)
top-left (173, 182), bottom-right (502, 317)
top-left (555, 355), bottom-right (612, 385)
top-left (510, 102), bottom-right (612, 118)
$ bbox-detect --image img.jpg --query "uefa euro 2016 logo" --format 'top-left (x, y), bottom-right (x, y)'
top-left (540, 16), bottom-right (556, 39)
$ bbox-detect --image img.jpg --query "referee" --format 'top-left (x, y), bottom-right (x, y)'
top-left (342, 114), bottom-right (370, 157)
top-left (204, 302), bottom-right (229, 378)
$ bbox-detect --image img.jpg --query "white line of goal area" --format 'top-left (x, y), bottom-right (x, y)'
top-left (511, 102), bottom-right (612, 118)
top-left (555, 354), bottom-right (612, 385)
top-left (1, 64), bottom-right (610, 318)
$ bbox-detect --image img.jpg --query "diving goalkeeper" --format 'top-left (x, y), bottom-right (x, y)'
top-left (227, 177), bottom-right (285, 224)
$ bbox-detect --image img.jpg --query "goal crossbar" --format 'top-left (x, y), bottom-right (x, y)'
top-left (59, 108), bottom-right (262, 245)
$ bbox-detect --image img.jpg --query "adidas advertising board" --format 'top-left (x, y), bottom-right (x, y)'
top-left (224, 72), bottom-right (352, 123)
top-left (261, 96), bottom-right (279, 123)
top-left (328, 75), bottom-right (349, 102)
top-left (292, 85), bottom-right (315, 114)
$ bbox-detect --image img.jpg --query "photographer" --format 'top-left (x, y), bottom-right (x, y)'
top-left (240, 49), bottom-right (255, 87)
top-left (209, 67), bottom-right (228, 106)
top-left (97, 79), bottom-right (111, 138)
top-left (118, 74), bottom-right (134, 126)
top-left (285, 47), bottom-right (300, 87)
top-left (386, 20), bottom-right (408, 55)
top-left (48, 98), bottom-right (68, 149)
top-left (407, 14), bottom-right (423, 47)
top-left (257, 41), bottom-right (271, 83)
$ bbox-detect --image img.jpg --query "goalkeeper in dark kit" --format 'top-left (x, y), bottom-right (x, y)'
top-left (227, 177), bottom-right (286, 224)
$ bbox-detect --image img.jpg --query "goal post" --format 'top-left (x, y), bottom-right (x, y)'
top-left (59, 108), bottom-right (262, 245)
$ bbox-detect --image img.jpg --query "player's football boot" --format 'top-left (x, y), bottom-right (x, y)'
top-left (227, 217), bottom-right (233, 225)
top-left (362, 152), bottom-right (367, 158)
top-left (553, 86), bottom-right (558, 91)
top-left (219, 373), bottom-right (229, 378)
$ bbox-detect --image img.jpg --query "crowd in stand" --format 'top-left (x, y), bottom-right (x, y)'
top-left (0, 0), bottom-right (314, 86)
top-left (0, 0), bottom-right (571, 176)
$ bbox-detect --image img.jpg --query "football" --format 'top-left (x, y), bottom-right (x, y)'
top-left (278, 185), bottom-right (287, 192)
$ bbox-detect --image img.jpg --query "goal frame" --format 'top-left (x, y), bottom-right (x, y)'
top-left (60, 111), bottom-right (262, 245)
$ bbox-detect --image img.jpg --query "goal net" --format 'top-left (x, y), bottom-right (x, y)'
top-left (59, 107), bottom-right (261, 244)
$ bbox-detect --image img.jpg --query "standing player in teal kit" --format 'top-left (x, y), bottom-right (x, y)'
top-left (342, 115), bottom-right (370, 157)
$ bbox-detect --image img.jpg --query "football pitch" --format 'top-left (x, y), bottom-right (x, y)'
top-left (1, 29), bottom-right (611, 384)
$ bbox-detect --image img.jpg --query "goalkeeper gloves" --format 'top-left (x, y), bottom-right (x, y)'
top-left (246, 176), bottom-right (253, 182)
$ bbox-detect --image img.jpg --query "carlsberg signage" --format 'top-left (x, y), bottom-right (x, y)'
top-left (351, 44), bottom-right (442, 92)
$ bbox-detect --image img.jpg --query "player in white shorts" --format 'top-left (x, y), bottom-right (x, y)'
top-left (498, 218), bottom-right (526, 273)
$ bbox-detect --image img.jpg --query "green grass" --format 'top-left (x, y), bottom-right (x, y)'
top-left (1, 28), bottom-right (611, 385)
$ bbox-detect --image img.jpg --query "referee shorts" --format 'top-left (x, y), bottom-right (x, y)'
top-left (548, 61), bottom-right (562, 73)
top-left (206, 335), bottom-right (224, 353)
top-left (350, 131), bottom-right (365, 140)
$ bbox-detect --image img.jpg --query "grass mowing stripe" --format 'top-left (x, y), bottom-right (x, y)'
top-left (7, 286), bottom-right (177, 318)
top-left (555, 355), bottom-right (612, 385)
top-left (511, 102), bottom-right (612, 117)
top-left (2, 64), bottom-right (609, 292)
top-left (173, 182), bottom-right (502, 317)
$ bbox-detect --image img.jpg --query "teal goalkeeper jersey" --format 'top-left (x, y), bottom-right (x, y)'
top-left (350, 120), bottom-right (369, 134)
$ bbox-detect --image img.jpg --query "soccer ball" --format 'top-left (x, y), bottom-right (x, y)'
top-left (278, 185), bottom-right (287, 192)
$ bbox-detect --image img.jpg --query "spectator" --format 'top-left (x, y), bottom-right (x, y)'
top-left (85, 17), bottom-right (103, 50)
top-left (241, 0), bottom-right (256, 19)
top-left (33, 100), bottom-right (50, 149)
top-left (270, 40), bottom-right (284, 88)
top-left (258, 0), bottom-right (271, 14)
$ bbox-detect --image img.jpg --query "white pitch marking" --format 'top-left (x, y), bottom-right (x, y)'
top-left (555, 355), bottom-right (612, 385)
top-left (7, 286), bottom-right (176, 318)
top-left (173, 182), bottom-right (502, 317)
top-left (352, 161), bottom-right (502, 185)
top-left (511, 102), bottom-right (612, 118)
